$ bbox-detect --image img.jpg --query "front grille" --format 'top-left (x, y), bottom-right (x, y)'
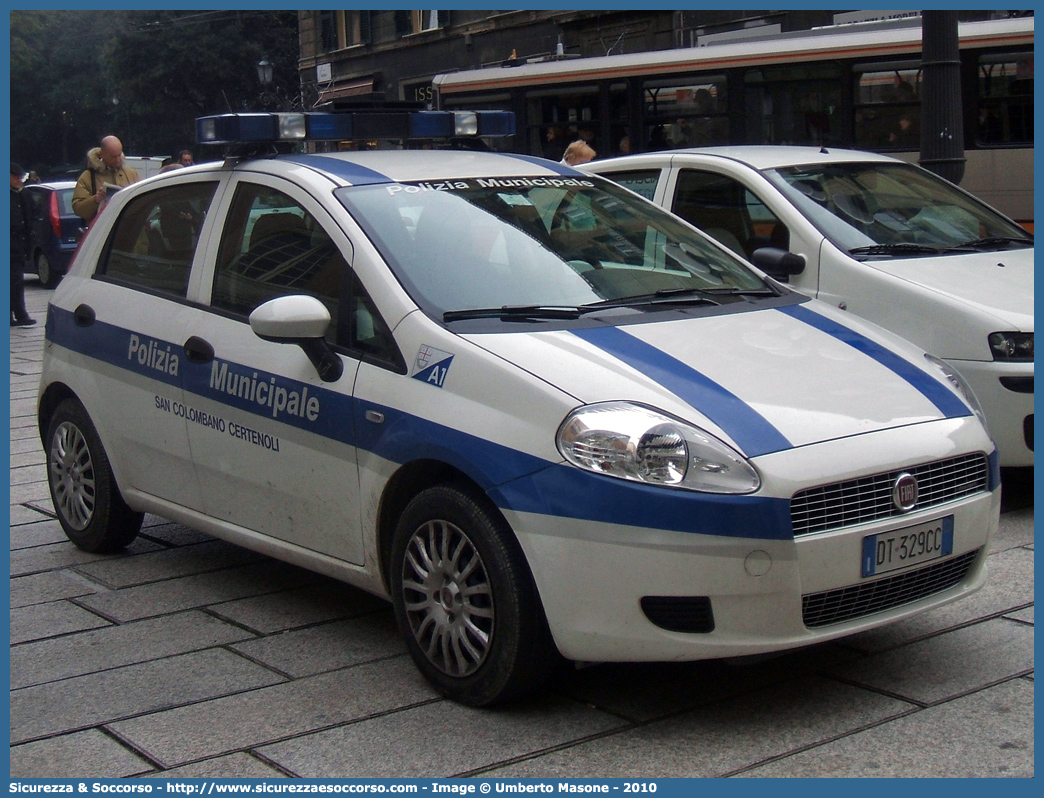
top-left (641, 596), bottom-right (715, 633)
top-left (791, 453), bottom-right (989, 536)
top-left (802, 548), bottom-right (980, 628)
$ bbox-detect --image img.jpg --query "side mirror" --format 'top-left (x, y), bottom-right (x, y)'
top-left (249, 295), bottom-right (343, 382)
top-left (750, 247), bottom-right (805, 282)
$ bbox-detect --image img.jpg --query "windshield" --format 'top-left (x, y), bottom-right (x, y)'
top-left (764, 162), bottom-right (1033, 257)
top-left (337, 175), bottom-right (769, 318)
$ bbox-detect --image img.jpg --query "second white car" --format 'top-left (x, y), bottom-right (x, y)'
top-left (584, 147), bottom-right (1033, 467)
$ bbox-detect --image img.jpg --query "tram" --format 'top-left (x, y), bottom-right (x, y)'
top-left (433, 16), bottom-right (1033, 225)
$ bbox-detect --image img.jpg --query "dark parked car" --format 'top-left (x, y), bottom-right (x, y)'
top-left (23, 181), bottom-right (79, 287)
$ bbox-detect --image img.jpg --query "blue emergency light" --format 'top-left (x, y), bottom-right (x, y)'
top-left (196, 110), bottom-right (515, 145)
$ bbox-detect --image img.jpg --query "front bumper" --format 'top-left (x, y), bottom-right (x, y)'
top-left (499, 418), bottom-right (999, 662)
top-left (953, 358), bottom-right (1033, 467)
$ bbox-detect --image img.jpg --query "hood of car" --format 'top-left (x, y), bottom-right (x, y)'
top-left (867, 247), bottom-right (1034, 331)
top-left (466, 301), bottom-right (972, 458)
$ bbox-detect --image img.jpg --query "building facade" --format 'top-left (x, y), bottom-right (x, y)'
top-left (297, 10), bottom-right (851, 110)
top-left (293, 6), bottom-right (1032, 212)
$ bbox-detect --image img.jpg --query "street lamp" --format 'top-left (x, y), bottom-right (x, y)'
top-left (257, 56), bottom-right (279, 109)
top-left (256, 56), bottom-right (274, 90)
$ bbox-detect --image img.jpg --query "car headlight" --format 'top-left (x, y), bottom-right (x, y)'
top-left (988, 332), bottom-right (1033, 362)
top-left (925, 354), bottom-right (989, 434)
top-left (556, 401), bottom-right (760, 494)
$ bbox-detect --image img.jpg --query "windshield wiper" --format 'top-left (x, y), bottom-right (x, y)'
top-left (443, 305), bottom-right (582, 322)
top-left (946, 236), bottom-right (1033, 252)
top-left (848, 243), bottom-right (942, 258)
top-left (443, 288), bottom-right (734, 322)
top-left (579, 288), bottom-right (722, 311)
top-left (698, 286), bottom-right (780, 297)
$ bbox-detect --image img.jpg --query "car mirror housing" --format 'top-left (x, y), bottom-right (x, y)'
top-left (249, 295), bottom-right (343, 382)
top-left (249, 295), bottom-right (331, 339)
top-left (751, 247), bottom-right (806, 282)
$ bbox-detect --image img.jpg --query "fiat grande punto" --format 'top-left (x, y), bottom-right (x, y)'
top-left (38, 111), bottom-right (999, 706)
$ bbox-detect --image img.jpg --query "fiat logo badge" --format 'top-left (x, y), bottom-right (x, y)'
top-left (892, 473), bottom-right (919, 512)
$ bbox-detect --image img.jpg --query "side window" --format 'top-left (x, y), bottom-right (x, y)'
top-left (601, 169), bottom-right (661, 202)
top-left (744, 190), bottom-right (789, 252)
top-left (673, 170), bottom-right (787, 257)
top-left (213, 184), bottom-right (347, 344)
top-left (213, 182), bottom-right (399, 367)
top-left (97, 182), bottom-right (217, 297)
top-left (346, 270), bottom-right (399, 366)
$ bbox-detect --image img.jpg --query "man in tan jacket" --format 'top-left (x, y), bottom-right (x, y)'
top-left (71, 135), bottom-right (141, 224)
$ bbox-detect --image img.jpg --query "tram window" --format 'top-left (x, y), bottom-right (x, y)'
top-left (854, 65), bottom-right (922, 150)
top-left (643, 76), bottom-right (728, 149)
top-left (526, 87), bottom-right (600, 159)
top-left (744, 64), bottom-right (841, 147)
top-left (978, 53), bottom-right (1033, 145)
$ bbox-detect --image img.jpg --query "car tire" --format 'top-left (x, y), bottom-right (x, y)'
top-left (36, 251), bottom-right (59, 288)
top-left (390, 482), bottom-right (559, 706)
top-left (45, 399), bottom-right (143, 552)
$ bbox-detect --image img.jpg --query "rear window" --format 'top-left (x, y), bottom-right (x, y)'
top-left (56, 188), bottom-right (75, 217)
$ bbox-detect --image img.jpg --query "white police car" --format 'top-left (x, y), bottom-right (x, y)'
top-left (39, 111), bottom-right (999, 706)
top-left (582, 148), bottom-right (1034, 467)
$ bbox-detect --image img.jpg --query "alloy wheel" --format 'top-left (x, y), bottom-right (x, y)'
top-left (400, 519), bottom-right (494, 677)
top-left (49, 421), bottom-right (96, 531)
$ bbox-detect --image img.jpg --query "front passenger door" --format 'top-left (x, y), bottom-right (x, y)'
top-left (180, 177), bottom-right (367, 563)
top-left (667, 167), bottom-right (821, 293)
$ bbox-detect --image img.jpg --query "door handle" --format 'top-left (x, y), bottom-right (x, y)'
top-left (183, 336), bottom-right (214, 364)
top-left (73, 304), bottom-right (95, 327)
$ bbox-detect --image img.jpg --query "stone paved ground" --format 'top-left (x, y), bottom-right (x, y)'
top-left (9, 278), bottom-right (1034, 778)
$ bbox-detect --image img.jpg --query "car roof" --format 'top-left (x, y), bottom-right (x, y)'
top-left (592, 146), bottom-right (903, 172)
top-left (29, 181), bottom-right (76, 191)
top-left (237, 149), bottom-right (579, 185)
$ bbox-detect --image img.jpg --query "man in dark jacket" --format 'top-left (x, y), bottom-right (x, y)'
top-left (10, 162), bottom-right (35, 326)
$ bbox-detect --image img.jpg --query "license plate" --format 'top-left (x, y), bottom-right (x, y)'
top-left (861, 516), bottom-right (954, 578)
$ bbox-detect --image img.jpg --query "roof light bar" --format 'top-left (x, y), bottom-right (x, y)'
top-left (196, 110), bottom-right (514, 145)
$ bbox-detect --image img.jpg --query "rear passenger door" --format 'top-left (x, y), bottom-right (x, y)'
top-left (67, 179), bottom-right (221, 509)
top-left (179, 175), bottom-right (391, 564)
top-left (596, 168), bottom-right (668, 205)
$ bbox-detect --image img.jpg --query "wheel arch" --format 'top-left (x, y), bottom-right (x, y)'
top-left (375, 458), bottom-right (512, 594)
top-left (41, 386), bottom-right (144, 551)
top-left (37, 382), bottom-right (79, 446)
top-left (381, 463), bottom-right (561, 703)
